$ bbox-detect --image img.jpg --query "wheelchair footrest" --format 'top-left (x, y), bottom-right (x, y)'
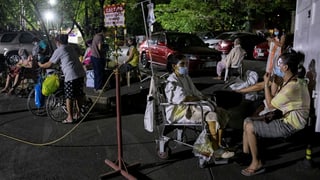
top-left (213, 158), bottom-right (229, 165)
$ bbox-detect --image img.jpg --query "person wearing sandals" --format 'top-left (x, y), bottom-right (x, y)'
top-left (1, 48), bottom-right (33, 95)
top-left (241, 51), bottom-right (310, 176)
top-left (38, 34), bottom-right (86, 124)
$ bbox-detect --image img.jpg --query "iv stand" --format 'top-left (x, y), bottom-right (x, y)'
top-left (100, 24), bottom-right (140, 180)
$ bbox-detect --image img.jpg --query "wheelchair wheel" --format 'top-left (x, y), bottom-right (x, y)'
top-left (27, 89), bottom-right (47, 116)
top-left (156, 146), bottom-right (171, 160)
top-left (46, 90), bottom-right (67, 122)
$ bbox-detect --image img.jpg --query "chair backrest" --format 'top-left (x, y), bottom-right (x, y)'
top-left (224, 61), bottom-right (243, 81)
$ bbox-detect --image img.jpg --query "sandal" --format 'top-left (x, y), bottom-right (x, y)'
top-left (62, 119), bottom-right (74, 124)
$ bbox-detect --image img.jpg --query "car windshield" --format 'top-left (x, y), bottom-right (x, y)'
top-left (215, 33), bottom-right (234, 40)
top-left (167, 33), bottom-right (205, 47)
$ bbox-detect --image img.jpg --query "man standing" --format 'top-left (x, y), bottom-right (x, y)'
top-left (214, 38), bottom-right (246, 80)
top-left (91, 27), bottom-right (108, 92)
top-left (38, 34), bottom-right (86, 123)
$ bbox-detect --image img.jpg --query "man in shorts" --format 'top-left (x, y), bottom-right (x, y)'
top-left (38, 34), bottom-right (86, 123)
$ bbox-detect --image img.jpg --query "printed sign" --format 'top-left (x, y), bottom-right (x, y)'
top-left (104, 3), bottom-right (125, 27)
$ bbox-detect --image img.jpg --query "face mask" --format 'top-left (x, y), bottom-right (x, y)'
top-left (274, 31), bottom-right (279, 36)
top-left (178, 66), bottom-right (188, 75)
top-left (273, 65), bottom-right (284, 77)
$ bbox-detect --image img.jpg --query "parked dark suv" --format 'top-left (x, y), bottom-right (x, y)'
top-left (0, 31), bottom-right (37, 67)
top-left (139, 32), bottom-right (221, 73)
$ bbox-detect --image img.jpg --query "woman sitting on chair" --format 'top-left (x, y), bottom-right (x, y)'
top-left (165, 54), bottom-right (234, 159)
top-left (241, 51), bottom-right (310, 176)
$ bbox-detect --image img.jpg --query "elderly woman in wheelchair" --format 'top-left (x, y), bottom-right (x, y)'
top-left (165, 55), bottom-right (234, 159)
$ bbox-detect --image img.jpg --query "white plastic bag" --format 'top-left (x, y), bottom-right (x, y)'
top-left (193, 129), bottom-right (213, 160)
top-left (144, 76), bottom-right (157, 132)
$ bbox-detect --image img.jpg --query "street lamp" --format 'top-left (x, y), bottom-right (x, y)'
top-left (44, 10), bottom-right (54, 29)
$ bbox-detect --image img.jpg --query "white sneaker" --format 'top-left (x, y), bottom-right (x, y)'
top-left (221, 151), bottom-right (235, 159)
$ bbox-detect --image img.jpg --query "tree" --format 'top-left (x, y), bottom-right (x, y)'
top-left (154, 0), bottom-right (296, 33)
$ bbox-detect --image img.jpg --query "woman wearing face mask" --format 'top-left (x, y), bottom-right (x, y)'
top-left (266, 27), bottom-right (286, 73)
top-left (240, 51), bottom-right (310, 176)
top-left (165, 55), bottom-right (235, 160)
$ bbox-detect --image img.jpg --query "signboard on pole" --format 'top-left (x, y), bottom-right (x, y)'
top-left (104, 3), bottom-right (125, 27)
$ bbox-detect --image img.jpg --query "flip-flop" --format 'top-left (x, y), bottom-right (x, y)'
top-left (62, 119), bottom-right (74, 124)
top-left (241, 167), bottom-right (266, 176)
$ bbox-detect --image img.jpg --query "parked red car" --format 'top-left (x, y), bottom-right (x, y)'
top-left (139, 31), bottom-right (221, 73)
top-left (253, 33), bottom-right (294, 61)
top-left (216, 32), bottom-right (266, 59)
top-left (253, 41), bottom-right (269, 61)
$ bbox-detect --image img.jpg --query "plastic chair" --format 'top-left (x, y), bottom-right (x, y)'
top-left (126, 66), bottom-right (141, 87)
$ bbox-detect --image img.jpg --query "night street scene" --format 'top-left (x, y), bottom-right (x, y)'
top-left (0, 0), bottom-right (320, 179)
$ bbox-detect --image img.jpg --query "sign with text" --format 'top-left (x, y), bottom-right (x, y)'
top-left (104, 3), bottom-right (125, 27)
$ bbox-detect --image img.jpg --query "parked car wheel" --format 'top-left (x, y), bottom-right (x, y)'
top-left (6, 52), bottom-right (20, 66)
top-left (140, 52), bottom-right (150, 69)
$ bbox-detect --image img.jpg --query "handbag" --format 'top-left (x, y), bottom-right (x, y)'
top-left (251, 108), bottom-right (283, 123)
top-left (34, 78), bottom-right (43, 108)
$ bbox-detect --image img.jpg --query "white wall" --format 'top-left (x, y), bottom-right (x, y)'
top-left (294, 0), bottom-right (320, 132)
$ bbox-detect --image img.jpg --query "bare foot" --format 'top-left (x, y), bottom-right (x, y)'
top-left (0, 88), bottom-right (8, 93)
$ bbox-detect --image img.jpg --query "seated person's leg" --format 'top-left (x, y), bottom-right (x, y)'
top-left (8, 74), bottom-right (21, 95)
top-left (1, 74), bottom-right (13, 93)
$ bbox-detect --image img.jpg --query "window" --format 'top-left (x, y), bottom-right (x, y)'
top-left (0, 33), bottom-right (17, 43)
top-left (19, 33), bottom-right (34, 43)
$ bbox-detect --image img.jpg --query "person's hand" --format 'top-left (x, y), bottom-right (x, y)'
top-left (264, 72), bottom-right (270, 81)
top-left (38, 62), bottom-right (43, 68)
top-left (263, 72), bottom-right (271, 84)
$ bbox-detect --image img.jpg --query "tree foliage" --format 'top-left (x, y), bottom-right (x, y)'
top-left (0, 0), bottom-right (296, 38)
top-left (154, 0), bottom-right (296, 33)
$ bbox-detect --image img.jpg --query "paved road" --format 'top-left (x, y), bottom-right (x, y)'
top-left (0, 60), bottom-right (320, 180)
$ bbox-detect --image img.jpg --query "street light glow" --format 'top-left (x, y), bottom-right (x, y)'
top-left (49, 0), bottom-right (57, 6)
top-left (45, 11), bottom-right (54, 21)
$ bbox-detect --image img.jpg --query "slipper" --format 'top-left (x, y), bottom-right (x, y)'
top-left (62, 119), bottom-right (74, 124)
top-left (241, 167), bottom-right (266, 176)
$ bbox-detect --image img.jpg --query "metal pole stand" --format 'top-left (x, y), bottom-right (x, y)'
top-left (100, 23), bottom-right (140, 179)
top-left (100, 68), bottom-right (140, 180)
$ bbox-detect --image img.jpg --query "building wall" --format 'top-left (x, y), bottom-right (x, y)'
top-left (294, 0), bottom-right (320, 132)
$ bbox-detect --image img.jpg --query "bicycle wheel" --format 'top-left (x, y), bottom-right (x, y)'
top-left (46, 90), bottom-right (67, 122)
top-left (27, 88), bottom-right (47, 116)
